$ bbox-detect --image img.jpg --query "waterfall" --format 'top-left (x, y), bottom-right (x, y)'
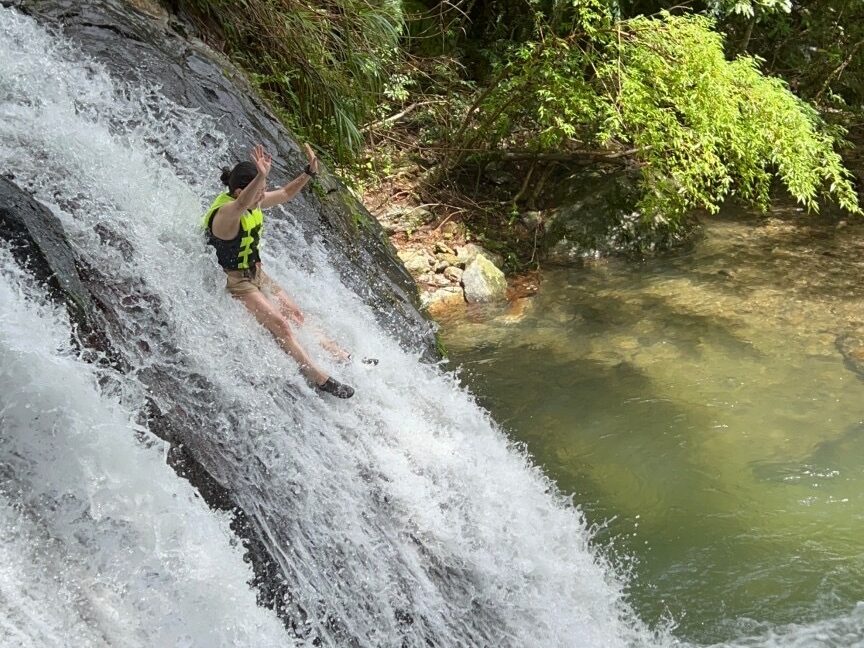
top-left (0, 246), bottom-right (292, 647)
top-left (3, 4), bottom-right (859, 647)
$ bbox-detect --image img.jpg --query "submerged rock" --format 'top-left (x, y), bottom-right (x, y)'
top-left (462, 255), bottom-right (507, 303)
top-left (836, 332), bottom-right (864, 379)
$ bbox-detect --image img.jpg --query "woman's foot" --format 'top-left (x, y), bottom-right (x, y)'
top-left (345, 354), bottom-right (379, 366)
top-left (317, 377), bottom-right (354, 399)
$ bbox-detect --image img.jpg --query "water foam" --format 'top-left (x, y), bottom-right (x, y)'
top-left (0, 245), bottom-right (292, 647)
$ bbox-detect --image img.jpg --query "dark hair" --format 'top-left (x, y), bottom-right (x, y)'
top-left (220, 161), bottom-right (258, 194)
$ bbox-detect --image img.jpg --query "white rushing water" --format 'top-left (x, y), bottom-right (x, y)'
top-left (0, 247), bottom-right (293, 647)
top-left (0, 6), bottom-right (860, 648)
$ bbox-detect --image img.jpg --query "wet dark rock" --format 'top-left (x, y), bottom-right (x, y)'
top-left (0, 176), bottom-right (122, 366)
top-left (5, 0), bottom-right (436, 361)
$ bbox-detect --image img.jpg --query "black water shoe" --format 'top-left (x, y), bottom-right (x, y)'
top-left (317, 377), bottom-right (354, 399)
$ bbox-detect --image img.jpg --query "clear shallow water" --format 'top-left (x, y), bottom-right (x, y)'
top-left (439, 213), bottom-right (864, 645)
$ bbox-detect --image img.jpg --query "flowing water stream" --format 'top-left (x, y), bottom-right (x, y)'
top-left (0, 6), bottom-right (655, 646)
top-left (439, 212), bottom-right (864, 646)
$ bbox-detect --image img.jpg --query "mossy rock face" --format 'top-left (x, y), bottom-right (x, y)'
top-left (542, 168), bottom-right (695, 262)
top-left (462, 255), bottom-right (507, 303)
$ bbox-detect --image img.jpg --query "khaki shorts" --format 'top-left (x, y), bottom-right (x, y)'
top-left (224, 264), bottom-right (284, 297)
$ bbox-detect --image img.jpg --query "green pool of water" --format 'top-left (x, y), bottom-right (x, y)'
top-left (438, 211), bottom-right (864, 644)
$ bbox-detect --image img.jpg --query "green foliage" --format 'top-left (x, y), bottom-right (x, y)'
top-left (172, 0), bottom-right (861, 253)
top-left (606, 13), bottom-right (860, 219)
top-left (451, 9), bottom-right (860, 223)
top-left (747, 0), bottom-right (864, 106)
top-left (705, 0), bottom-right (790, 19)
top-left (170, 0), bottom-right (405, 162)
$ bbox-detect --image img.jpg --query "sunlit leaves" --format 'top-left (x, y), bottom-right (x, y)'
top-left (454, 9), bottom-right (859, 226)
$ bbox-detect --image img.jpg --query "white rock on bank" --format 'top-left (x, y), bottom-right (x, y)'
top-left (397, 248), bottom-right (434, 274)
top-left (455, 243), bottom-right (504, 269)
top-left (461, 255), bottom-right (507, 303)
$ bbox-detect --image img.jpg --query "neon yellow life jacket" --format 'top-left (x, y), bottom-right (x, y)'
top-left (202, 192), bottom-right (264, 270)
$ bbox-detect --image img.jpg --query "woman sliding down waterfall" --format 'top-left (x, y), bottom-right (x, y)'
top-left (203, 143), bottom-right (355, 399)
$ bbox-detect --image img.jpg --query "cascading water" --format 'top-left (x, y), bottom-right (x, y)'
top-left (0, 247), bottom-right (293, 647)
top-left (0, 6), bottom-right (655, 646)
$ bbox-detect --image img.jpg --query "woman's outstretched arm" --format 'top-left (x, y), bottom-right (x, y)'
top-left (261, 143), bottom-right (319, 208)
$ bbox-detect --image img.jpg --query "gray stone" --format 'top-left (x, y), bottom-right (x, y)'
top-left (398, 248), bottom-right (434, 274)
top-left (456, 243), bottom-right (504, 269)
top-left (443, 266), bottom-right (463, 283)
top-left (380, 206), bottom-right (434, 234)
top-left (417, 272), bottom-right (451, 287)
top-left (436, 252), bottom-right (460, 266)
top-left (461, 255), bottom-right (507, 303)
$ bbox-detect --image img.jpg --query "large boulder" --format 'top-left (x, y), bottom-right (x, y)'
top-left (461, 255), bottom-right (507, 303)
top-left (541, 167), bottom-right (696, 261)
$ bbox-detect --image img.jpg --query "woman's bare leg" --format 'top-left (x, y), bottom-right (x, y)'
top-left (234, 290), bottom-right (329, 385)
top-left (271, 285), bottom-right (351, 362)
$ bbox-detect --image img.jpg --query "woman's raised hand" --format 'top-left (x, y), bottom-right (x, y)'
top-left (251, 144), bottom-right (272, 177)
top-left (304, 143), bottom-right (319, 175)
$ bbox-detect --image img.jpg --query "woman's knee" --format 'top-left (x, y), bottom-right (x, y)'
top-left (273, 317), bottom-right (295, 343)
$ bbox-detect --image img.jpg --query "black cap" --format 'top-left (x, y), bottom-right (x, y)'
top-left (220, 161), bottom-right (258, 193)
